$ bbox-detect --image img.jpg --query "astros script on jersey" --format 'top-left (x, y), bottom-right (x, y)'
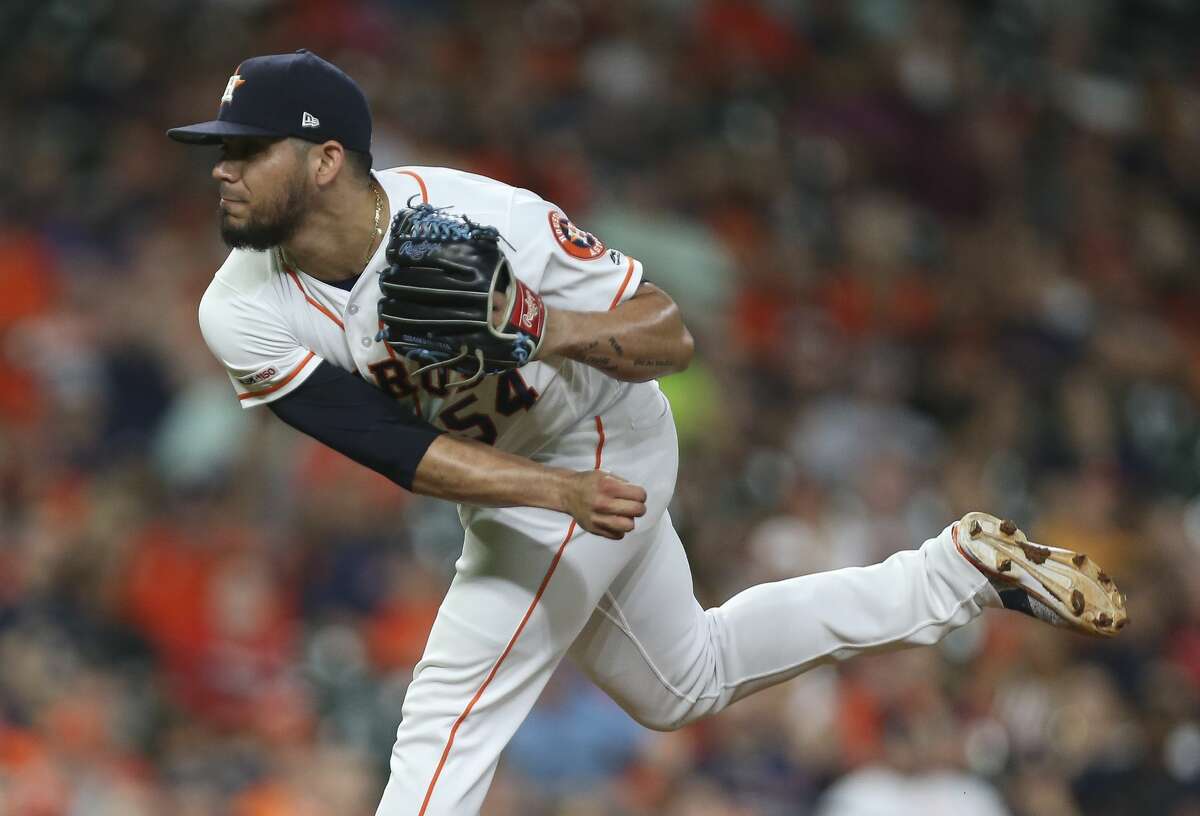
top-left (198, 166), bottom-right (655, 457)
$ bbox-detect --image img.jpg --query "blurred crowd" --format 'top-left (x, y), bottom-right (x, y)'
top-left (5, 0), bottom-right (1200, 813)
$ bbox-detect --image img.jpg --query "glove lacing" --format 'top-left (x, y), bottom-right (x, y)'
top-left (401, 203), bottom-right (500, 243)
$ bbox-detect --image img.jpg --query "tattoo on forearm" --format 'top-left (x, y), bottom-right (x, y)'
top-left (583, 355), bottom-right (618, 371)
top-left (579, 338), bottom-right (669, 371)
top-left (578, 340), bottom-right (617, 370)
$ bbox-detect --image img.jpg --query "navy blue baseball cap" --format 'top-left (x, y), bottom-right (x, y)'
top-left (167, 49), bottom-right (371, 153)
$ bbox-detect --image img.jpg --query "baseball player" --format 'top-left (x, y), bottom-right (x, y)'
top-left (168, 50), bottom-right (1128, 815)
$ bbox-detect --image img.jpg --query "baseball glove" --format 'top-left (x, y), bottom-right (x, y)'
top-left (377, 203), bottom-right (547, 388)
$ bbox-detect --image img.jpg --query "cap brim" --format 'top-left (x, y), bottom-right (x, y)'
top-left (166, 119), bottom-right (284, 144)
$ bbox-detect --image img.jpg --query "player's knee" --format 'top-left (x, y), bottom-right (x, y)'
top-left (619, 698), bottom-right (712, 732)
top-left (626, 707), bottom-right (686, 732)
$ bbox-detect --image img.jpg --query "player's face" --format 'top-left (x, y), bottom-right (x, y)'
top-left (213, 137), bottom-right (311, 250)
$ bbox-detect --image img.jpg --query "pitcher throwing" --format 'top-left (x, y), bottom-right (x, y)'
top-left (168, 49), bottom-right (1128, 815)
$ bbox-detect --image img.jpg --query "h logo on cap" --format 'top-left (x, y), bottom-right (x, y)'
top-left (221, 72), bottom-right (244, 104)
top-left (302, 112), bottom-right (320, 129)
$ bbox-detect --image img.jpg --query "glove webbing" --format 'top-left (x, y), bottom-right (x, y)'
top-left (401, 203), bottom-right (503, 244)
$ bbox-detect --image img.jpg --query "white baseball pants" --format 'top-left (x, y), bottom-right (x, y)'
top-left (375, 397), bottom-right (998, 815)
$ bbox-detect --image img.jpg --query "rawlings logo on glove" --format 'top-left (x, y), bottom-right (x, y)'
top-left (511, 279), bottom-right (545, 335)
top-left (378, 204), bottom-right (547, 387)
top-left (394, 239), bottom-right (439, 260)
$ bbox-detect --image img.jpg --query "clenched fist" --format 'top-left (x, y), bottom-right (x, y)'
top-left (566, 470), bottom-right (648, 539)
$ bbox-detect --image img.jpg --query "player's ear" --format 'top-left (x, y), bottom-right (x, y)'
top-left (310, 140), bottom-right (347, 189)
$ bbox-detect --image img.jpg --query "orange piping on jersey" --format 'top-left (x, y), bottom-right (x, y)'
top-left (283, 267), bottom-right (345, 330)
top-left (594, 415), bottom-right (606, 469)
top-left (608, 257), bottom-right (636, 311)
top-left (393, 169), bottom-right (429, 204)
top-left (418, 415), bottom-right (607, 815)
top-left (237, 351), bottom-right (316, 400)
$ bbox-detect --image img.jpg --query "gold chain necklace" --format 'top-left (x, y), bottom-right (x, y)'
top-left (362, 179), bottom-right (384, 269)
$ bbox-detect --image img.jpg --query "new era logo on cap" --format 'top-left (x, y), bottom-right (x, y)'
top-left (302, 111), bottom-right (320, 128)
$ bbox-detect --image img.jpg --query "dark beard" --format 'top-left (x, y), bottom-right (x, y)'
top-left (219, 177), bottom-right (308, 251)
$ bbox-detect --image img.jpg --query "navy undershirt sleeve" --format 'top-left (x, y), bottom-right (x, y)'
top-left (268, 360), bottom-right (442, 491)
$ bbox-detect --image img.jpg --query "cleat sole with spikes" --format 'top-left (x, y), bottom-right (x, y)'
top-left (955, 512), bottom-right (1129, 638)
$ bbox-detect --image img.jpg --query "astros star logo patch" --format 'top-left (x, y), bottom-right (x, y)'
top-left (548, 211), bottom-right (606, 261)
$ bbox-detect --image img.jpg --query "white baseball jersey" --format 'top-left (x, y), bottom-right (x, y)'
top-left (198, 166), bottom-right (655, 457)
top-left (196, 165), bottom-right (998, 816)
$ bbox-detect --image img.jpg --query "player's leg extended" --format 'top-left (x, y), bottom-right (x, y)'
top-left (375, 415), bottom-right (679, 816)
top-left (570, 516), bottom-right (989, 730)
top-left (571, 511), bottom-right (1127, 731)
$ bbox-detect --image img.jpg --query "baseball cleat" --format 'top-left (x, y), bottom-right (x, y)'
top-left (954, 512), bottom-right (1128, 638)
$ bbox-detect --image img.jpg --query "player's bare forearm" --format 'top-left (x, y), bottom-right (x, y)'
top-left (412, 435), bottom-right (569, 509)
top-left (410, 435), bottom-right (648, 540)
top-left (539, 283), bottom-right (694, 381)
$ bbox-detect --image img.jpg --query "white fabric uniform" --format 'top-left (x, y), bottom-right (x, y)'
top-left (198, 166), bottom-right (1001, 815)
